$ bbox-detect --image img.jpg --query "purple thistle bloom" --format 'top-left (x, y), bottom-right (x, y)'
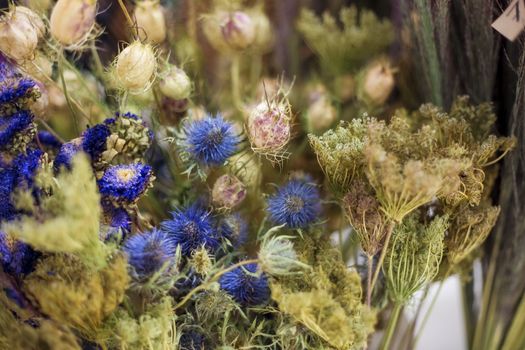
top-left (98, 163), bottom-right (153, 203)
top-left (123, 229), bottom-right (175, 280)
top-left (0, 110), bottom-right (33, 148)
top-left (219, 262), bottom-right (270, 306)
top-left (161, 205), bottom-right (220, 256)
top-left (183, 114), bottom-right (239, 166)
top-left (267, 179), bottom-right (322, 229)
top-left (54, 140), bottom-right (82, 172)
top-left (81, 124), bottom-right (110, 160)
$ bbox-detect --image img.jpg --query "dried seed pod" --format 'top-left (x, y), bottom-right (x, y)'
top-left (114, 41), bottom-right (156, 93)
top-left (159, 66), bottom-right (192, 100)
top-left (50, 0), bottom-right (97, 47)
top-left (134, 0), bottom-right (166, 44)
top-left (212, 174), bottom-right (246, 209)
top-left (220, 11), bottom-right (256, 50)
top-left (0, 6), bottom-right (41, 61)
top-left (359, 60), bottom-right (395, 106)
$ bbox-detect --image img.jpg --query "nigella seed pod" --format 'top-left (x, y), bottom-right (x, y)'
top-left (220, 11), bottom-right (256, 50)
top-left (0, 7), bottom-right (41, 61)
top-left (247, 99), bottom-right (292, 159)
top-left (360, 60), bottom-right (395, 106)
top-left (50, 0), bottom-right (97, 47)
top-left (114, 41), bottom-right (157, 93)
top-left (212, 174), bottom-right (246, 209)
top-left (134, 0), bottom-right (166, 44)
top-left (159, 66), bottom-right (192, 100)
top-left (250, 9), bottom-right (273, 52)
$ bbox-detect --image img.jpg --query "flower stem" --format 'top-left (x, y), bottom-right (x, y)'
top-left (367, 255), bottom-right (373, 306)
top-left (174, 258), bottom-right (258, 310)
top-left (117, 0), bottom-right (138, 39)
top-left (369, 221), bottom-right (395, 297)
top-left (380, 303), bottom-right (402, 350)
top-left (58, 52), bottom-right (80, 135)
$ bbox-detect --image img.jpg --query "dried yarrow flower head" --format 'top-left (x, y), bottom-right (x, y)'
top-left (267, 178), bottom-right (322, 229)
top-left (0, 6), bottom-right (42, 62)
top-left (178, 114), bottom-right (240, 173)
top-left (247, 92), bottom-right (292, 164)
top-left (50, 0), bottom-right (97, 48)
top-left (113, 41), bottom-right (157, 93)
top-left (384, 214), bottom-right (448, 304)
top-left (211, 174), bottom-right (246, 210)
top-left (123, 229), bottom-right (176, 281)
top-left (159, 65), bottom-right (192, 101)
top-left (219, 262), bottom-right (270, 306)
top-left (134, 0), bottom-right (167, 44)
top-left (161, 204), bottom-right (220, 257)
top-left (98, 162), bottom-right (153, 204)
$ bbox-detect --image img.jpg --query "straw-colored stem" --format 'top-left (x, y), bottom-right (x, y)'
top-left (370, 221), bottom-right (396, 296)
top-left (380, 303), bottom-right (402, 350)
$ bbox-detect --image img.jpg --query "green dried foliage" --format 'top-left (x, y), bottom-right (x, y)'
top-left (0, 295), bottom-right (81, 350)
top-left (297, 7), bottom-right (393, 75)
top-left (104, 297), bottom-right (176, 350)
top-left (446, 205), bottom-right (500, 266)
top-left (23, 254), bottom-right (129, 338)
top-left (3, 155), bottom-right (109, 269)
top-left (271, 235), bottom-right (375, 350)
top-left (384, 214), bottom-right (448, 304)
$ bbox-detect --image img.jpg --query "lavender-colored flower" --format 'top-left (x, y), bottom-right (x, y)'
top-left (183, 115), bottom-right (239, 166)
top-left (123, 229), bottom-right (175, 280)
top-left (98, 163), bottom-right (153, 203)
top-left (161, 204), bottom-right (219, 256)
top-left (267, 179), bottom-right (322, 228)
top-left (81, 123), bottom-right (110, 160)
top-left (0, 110), bottom-right (33, 148)
top-left (54, 139), bottom-right (82, 172)
top-left (219, 262), bottom-right (270, 306)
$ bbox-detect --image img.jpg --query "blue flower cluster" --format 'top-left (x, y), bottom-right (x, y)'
top-left (98, 163), bottom-right (153, 203)
top-left (183, 114), bottom-right (239, 166)
top-left (219, 262), bottom-right (270, 306)
top-left (267, 179), bottom-right (322, 228)
top-left (0, 231), bottom-right (39, 278)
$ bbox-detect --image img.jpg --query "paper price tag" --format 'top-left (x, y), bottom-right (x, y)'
top-left (492, 0), bottom-right (525, 41)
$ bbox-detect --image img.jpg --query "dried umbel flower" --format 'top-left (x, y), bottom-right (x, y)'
top-left (114, 41), bottom-right (157, 93)
top-left (0, 7), bottom-right (41, 61)
top-left (159, 66), bottom-right (192, 100)
top-left (247, 98), bottom-right (292, 163)
top-left (211, 174), bottom-right (246, 209)
top-left (134, 0), bottom-right (167, 44)
top-left (358, 59), bottom-right (395, 106)
top-left (446, 205), bottom-right (500, 266)
top-left (50, 0), bottom-right (97, 47)
top-left (220, 11), bottom-right (256, 51)
top-left (384, 214), bottom-right (448, 304)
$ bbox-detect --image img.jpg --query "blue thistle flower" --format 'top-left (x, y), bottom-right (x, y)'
top-left (183, 115), bottom-right (239, 165)
top-left (36, 131), bottom-right (62, 150)
top-left (98, 163), bottom-right (153, 203)
top-left (109, 207), bottom-right (132, 234)
top-left (0, 231), bottom-right (40, 277)
top-left (123, 229), bottom-right (176, 280)
top-left (0, 110), bottom-right (33, 148)
top-left (81, 124), bottom-right (110, 160)
top-left (219, 262), bottom-right (270, 306)
top-left (179, 331), bottom-right (207, 350)
top-left (54, 140), bottom-right (82, 172)
top-left (267, 179), bottom-right (322, 228)
top-left (161, 205), bottom-right (219, 256)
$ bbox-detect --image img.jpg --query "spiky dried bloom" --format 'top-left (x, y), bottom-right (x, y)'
top-left (297, 6), bottom-right (393, 75)
top-left (23, 254), bottom-right (129, 336)
top-left (247, 94), bottom-right (292, 165)
top-left (190, 245), bottom-right (214, 276)
top-left (113, 41), bottom-right (157, 93)
top-left (342, 179), bottom-right (386, 257)
top-left (446, 205), bottom-right (500, 266)
top-left (384, 214), bottom-right (448, 304)
top-left (271, 235), bottom-right (375, 350)
top-left (258, 233), bottom-right (309, 276)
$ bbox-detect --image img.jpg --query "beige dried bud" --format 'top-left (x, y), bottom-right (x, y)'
top-left (134, 0), bottom-right (166, 44)
top-left (159, 66), bottom-right (192, 100)
top-left (114, 41), bottom-right (157, 93)
top-left (0, 6), bottom-right (41, 61)
top-left (50, 0), bottom-right (97, 47)
top-left (361, 60), bottom-right (395, 105)
top-left (220, 11), bottom-right (256, 50)
top-left (306, 96), bottom-right (337, 133)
